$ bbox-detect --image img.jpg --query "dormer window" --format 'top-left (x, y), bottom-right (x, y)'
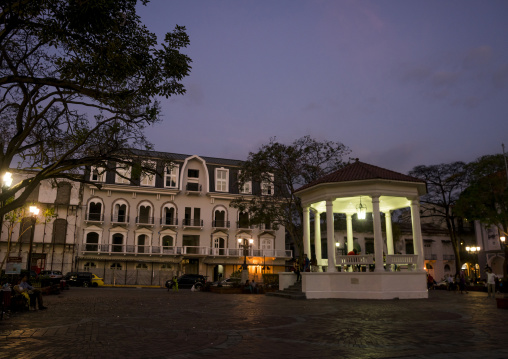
top-left (215, 168), bottom-right (229, 192)
top-left (140, 160), bottom-right (156, 187)
top-left (261, 173), bottom-right (274, 196)
top-left (90, 166), bottom-right (105, 182)
top-left (115, 161), bottom-right (131, 184)
top-left (238, 170), bottom-right (251, 194)
top-left (165, 166), bottom-right (179, 188)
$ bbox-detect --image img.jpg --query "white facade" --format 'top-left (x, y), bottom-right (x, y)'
top-left (78, 153), bottom-right (289, 285)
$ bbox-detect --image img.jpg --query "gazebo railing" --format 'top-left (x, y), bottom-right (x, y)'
top-left (336, 255), bottom-right (374, 267)
top-left (385, 254), bottom-right (418, 271)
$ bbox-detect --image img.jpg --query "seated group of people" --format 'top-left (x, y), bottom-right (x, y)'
top-left (2, 274), bottom-right (48, 311)
top-left (243, 280), bottom-right (259, 294)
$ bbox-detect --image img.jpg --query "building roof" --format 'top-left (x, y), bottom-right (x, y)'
top-left (130, 149), bottom-right (244, 167)
top-left (295, 160), bottom-right (425, 193)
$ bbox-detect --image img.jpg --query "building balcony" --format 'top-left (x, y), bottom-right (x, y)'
top-left (182, 218), bottom-right (203, 230)
top-left (258, 223), bottom-right (275, 232)
top-left (136, 216), bottom-right (155, 226)
top-left (111, 215), bottom-right (129, 225)
top-left (185, 183), bottom-right (202, 195)
top-left (79, 244), bottom-right (292, 259)
top-left (212, 220), bottom-right (230, 229)
top-left (236, 221), bottom-right (254, 230)
top-left (160, 217), bottom-right (178, 227)
top-left (443, 254), bottom-right (455, 261)
top-left (424, 254), bottom-right (437, 260)
top-left (85, 212), bottom-right (104, 223)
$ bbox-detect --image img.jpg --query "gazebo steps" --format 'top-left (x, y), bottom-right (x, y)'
top-left (266, 281), bottom-right (307, 300)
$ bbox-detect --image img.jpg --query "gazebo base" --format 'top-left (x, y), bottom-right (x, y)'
top-left (302, 271), bottom-right (428, 300)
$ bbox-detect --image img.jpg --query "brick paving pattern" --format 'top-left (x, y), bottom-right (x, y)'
top-left (1, 288), bottom-right (507, 358)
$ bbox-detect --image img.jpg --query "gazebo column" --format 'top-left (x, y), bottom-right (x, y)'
top-left (410, 198), bottom-right (425, 271)
top-left (346, 214), bottom-right (354, 252)
top-left (303, 206), bottom-right (312, 260)
top-left (372, 196), bottom-right (384, 272)
top-left (326, 200), bottom-right (336, 272)
top-left (313, 210), bottom-right (323, 272)
top-left (385, 210), bottom-right (394, 255)
top-left (384, 210), bottom-right (394, 271)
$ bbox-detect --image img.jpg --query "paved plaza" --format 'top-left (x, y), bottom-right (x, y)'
top-left (0, 287), bottom-right (507, 359)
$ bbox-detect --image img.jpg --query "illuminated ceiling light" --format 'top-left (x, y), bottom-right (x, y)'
top-left (356, 197), bottom-right (367, 220)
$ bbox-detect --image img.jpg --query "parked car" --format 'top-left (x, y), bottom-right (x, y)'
top-left (165, 274), bottom-right (207, 290)
top-left (64, 272), bottom-right (94, 287)
top-left (91, 274), bottom-right (104, 287)
top-left (210, 278), bottom-right (240, 287)
top-left (40, 270), bottom-right (63, 279)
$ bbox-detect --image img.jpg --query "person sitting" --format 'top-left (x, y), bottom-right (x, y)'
top-left (244, 280), bottom-right (252, 293)
top-left (251, 280), bottom-right (258, 294)
top-left (17, 274), bottom-right (47, 310)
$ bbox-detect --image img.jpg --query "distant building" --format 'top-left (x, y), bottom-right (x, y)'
top-left (0, 170), bottom-right (81, 275)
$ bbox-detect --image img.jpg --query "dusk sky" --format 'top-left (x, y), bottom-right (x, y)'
top-left (137, 0), bottom-right (508, 174)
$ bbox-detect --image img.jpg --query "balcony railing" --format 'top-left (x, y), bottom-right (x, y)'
top-left (424, 253), bottom-right (437, 260)
top-left (186, 183), bottom-right (202, 192)
top-left (160, 217), bottom-right (178, 226)
top-left (80, 244), bottom-right (292, 258)
top-left (236, 221), bottom-right (253, 229)
top-left (259, 223), bottom-right (274, 231)
top-left (111, 215), bottom-right (129, 224)
top-left (443, 254), bottom-right (455, 260)
top-left (182, 218), bottom-right (203, 227)
top-left (85, 212), bottom-right (104, 222)
top-left (212, 220), bottom-right (230, 228)
top-left (136, 216), bottom-right (154, 225)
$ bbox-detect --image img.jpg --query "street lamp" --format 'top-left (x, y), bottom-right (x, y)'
top-left (238, 238), bottom-right (254, 270)
top-left (26, 205), bottom-right (39, 272)
top-left (466, 246), bottom-right (481, 282)
top-left (2, 172), bottom-right (12, 187)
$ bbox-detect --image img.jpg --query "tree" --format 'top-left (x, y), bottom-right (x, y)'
top-left (455, 154), bottom-right (508, 277)
top-left (408, 162), bottom-right (470, 275)
top-left (0, 0), bottom-right (191, 217)
top-left (231, 136), bottom-right (351, 258)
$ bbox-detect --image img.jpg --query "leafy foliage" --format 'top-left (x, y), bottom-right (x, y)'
top-left (0, 0), bottom-right (191, 216)
top-left (455, 154), bottom-right (508, 277)
top-left (408, 162), bottom-right (469, 274)
top-left (232, 136), bottom-right (350, 258)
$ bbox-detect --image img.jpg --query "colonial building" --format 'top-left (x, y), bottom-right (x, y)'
top-left (0, 170), bottom-right (81, 275)
top-left (78, 151), bottom-right (290, 285)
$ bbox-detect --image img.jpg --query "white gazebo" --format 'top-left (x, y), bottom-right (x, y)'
top-left (292, 160), bottom-right (428, 299)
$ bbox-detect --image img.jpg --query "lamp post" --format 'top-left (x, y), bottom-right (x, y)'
top-left (465, 246), bottom-right (480, 282)
top-left (26, 205), bottom-right (39, 272)
top-left (238, 238), bottom-right (253, 283)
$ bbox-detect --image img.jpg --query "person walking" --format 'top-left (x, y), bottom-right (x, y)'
top-left (172, 276), bottom-right (179, 292)
top-left (486, 267), bottom-right (497, 298)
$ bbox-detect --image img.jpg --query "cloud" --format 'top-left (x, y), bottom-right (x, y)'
top-left (463, 46), bottom-right (493, 68)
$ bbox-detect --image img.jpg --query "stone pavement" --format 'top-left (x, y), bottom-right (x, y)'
top-left (1, 287), bottom-right (507, 359)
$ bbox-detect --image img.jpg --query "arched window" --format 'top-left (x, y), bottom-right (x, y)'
top-left (87, 200), bottom-right (103, 221)
top-left (163, 206), bottom-right (176, 225)
top-left (113, 201), bottom-right (128, 223)
top-left (136, 263), bottom-right (148, 269)
top-left (444, 264), bottom-right (451, 272)
top-left (137, 202), bottom-right (153, 224)
top-left (162, 235), bottom-right (174, 247)
top-left (111, 263), bottom-right (122, 270)
top-left (112, 233), bottom-right (124, 253)
top-left (86, 232), bottom-right (99, 251)
top-left (213, 208), bottom-right (227, 227)
top-left (161, 263), bottom-right (173, 270)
